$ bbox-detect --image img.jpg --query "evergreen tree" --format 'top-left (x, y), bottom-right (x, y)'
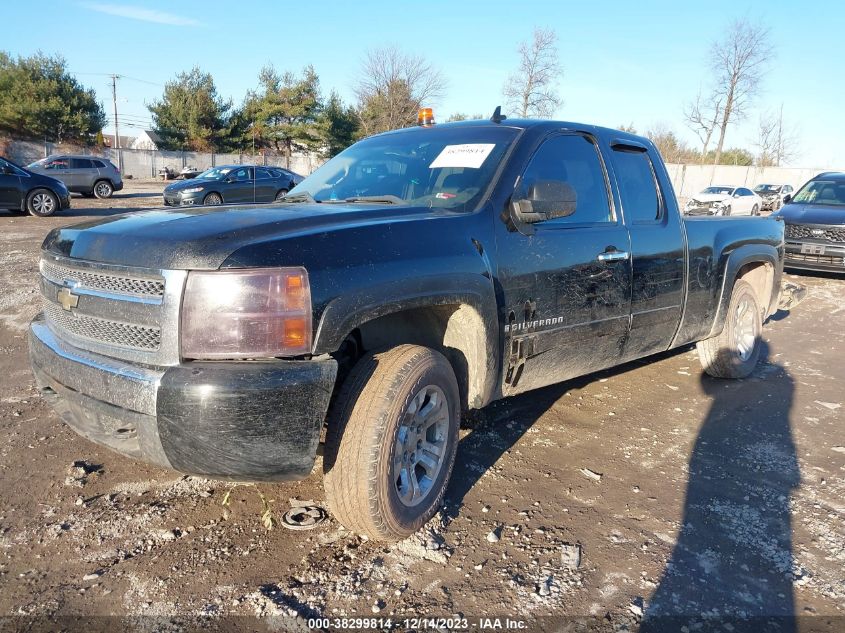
top-left (0, 51), bottom-right (106, 143)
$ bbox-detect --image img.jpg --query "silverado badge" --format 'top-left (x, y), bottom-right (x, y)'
top-left (57, 287), bottom-right (79, 311)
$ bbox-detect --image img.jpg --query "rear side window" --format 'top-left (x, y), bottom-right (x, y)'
top-left (70, 158), bottom-right (94, 169)
top-left (519, 134), bottom-right (612, 225)
top-left (611, 147), bottom-right (661, 223)
top-left (92, 159), bottom-right (106, 168)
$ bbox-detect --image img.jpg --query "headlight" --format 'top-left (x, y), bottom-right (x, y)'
top-left (182, 187), bottom-right (204, 194)
top-left (181, 268), bottom-right (312, 359)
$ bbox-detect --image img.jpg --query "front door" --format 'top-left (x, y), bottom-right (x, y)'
top-left (495, 132), bottom-right (632, 395)
top-left (0, 160), bottom-right (22, 209)
top-left (224, 167), bottom-right (255, 203)
top-left (607, 141), bottom-right (686, 360)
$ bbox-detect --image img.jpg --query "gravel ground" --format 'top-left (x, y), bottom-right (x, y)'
top-left (0, 185), bottom-right (843, 631)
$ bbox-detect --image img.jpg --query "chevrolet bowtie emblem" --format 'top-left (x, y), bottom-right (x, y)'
top-left (57, 287), bottom-right (79, 311)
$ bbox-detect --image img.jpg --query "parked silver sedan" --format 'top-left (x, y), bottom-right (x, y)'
top-left (27, 155), bottom-right (123, 199)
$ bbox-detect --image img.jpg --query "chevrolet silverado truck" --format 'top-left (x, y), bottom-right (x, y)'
top-left (30, 111), bottom-right (785, 541)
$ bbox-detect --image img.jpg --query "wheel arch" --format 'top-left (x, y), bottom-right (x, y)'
top-left (710, 244), bottom-right (781, 338)
top-left (315, 277), bottom-right (499, 411)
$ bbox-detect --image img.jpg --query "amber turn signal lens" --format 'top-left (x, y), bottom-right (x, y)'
top-left (283, 317), bottom-right (307, 349)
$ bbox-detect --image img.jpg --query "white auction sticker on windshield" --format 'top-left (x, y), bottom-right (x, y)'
top-left (430, 144), bottom-right (495, 169)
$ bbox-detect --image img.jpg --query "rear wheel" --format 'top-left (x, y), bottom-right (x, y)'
top-left (203, 192), bottom-right (223, 205)
top-left (93, 180), bottom-right (114, 199)
top-left (26, 189), bottom-right (59, 217)
top-left (697, 280), bottom-right (762, 379)
top-left (324, 344), bottom-right (460, 541)
top-left (275, 189), bottom-right (289, 201)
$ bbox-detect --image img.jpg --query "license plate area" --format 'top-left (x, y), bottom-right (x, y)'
top-left (800, 243), bottom-right (825, 255)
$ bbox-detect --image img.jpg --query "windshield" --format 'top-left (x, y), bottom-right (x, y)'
top-left (195, 167), bottom-right (234, 180)
top-left (702, 187), bottom-right (733, 195)
top-left (288, 125), bottom-right (520, 210)
top-left (754, 184), bottom-right (781, 193)
top-left (792, 180), bottom-right (845, 206)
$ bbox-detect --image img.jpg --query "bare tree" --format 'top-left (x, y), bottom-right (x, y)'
top-left (683, 90), bottom-right (723, 159)
top-left (354, 46), bottom-right (446, 136)
top-left (755, 104), bottom-right (799, 167)
top-left (707, 19), bottom-right (774, 173)
top-left (503, 27), bottom-right (563, 118)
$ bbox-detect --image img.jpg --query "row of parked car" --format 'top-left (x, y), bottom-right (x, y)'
top-left (0, 154), bottom-right (304, 216)
top-left (684, 183), bottom-right (795, 216)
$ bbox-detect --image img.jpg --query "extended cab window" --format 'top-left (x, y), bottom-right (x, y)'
top-left (520, 134), bottom-right (612, 224)
top-left (611, 147), bottom-right (661, 223)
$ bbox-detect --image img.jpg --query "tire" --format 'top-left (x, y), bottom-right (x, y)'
top-left (324, 344), bottom-right (460, 541)
top-left (93, 180), bottom-right (114, 199)
top-left (697, 280), bottom-right (762, 379)
top-left (203, 192), bottom-right (223, 205)
top-left (26, 189), bottom-right (59, 217)
top-left (275, 189), bottom-right (289, 201)
top-left (723, 205), bottom-right (732, 216)
top-left (751, 204), bottom-right (760, 216)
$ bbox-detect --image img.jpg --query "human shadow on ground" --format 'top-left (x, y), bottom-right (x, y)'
top-left (642, 342), bottom-right (800, 633)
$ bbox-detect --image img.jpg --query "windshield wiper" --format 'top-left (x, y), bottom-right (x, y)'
top-left (339, 195), bottom-right (402, 205)
top-left (278, 192), bottom-right (318, 204)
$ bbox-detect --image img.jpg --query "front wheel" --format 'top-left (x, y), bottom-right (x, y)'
top-left (203, 192), bottom-right (223, 205)
top-left (93, 180), bottom-right (114, 199)
top-left (26, 189), bottom-right (59, 217)
top-left (751, 204), bottom-right (760, 216)
top-left (697, 279), bottom-right (762, 379)
top-left (324, 344), bottom-right (460, 541)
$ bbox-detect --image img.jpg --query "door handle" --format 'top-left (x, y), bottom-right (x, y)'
top-left (597, 251), bottom-right (630, 263)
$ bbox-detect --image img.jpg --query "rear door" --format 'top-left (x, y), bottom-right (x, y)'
top-left (495, 132), bottom-right (632, 395)
top-left (254, 168), bottom-right (276, 202)
top-left (607, 141), bottom-right (686, 360)
top-left (70, 158), bottom-right (98, 192)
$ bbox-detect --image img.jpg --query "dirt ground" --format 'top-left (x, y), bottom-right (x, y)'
top-left (0, 184), bottom-right (843, 631)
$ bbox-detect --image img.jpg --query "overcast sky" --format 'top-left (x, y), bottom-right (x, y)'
top-left (5, 0), bottom-right (843, 167)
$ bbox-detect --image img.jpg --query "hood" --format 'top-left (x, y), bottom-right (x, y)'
top-left (163, 177), bottom-right (220, 192)
top-left (689, 193), bottom-right (731, 203)
top-left (42, 203), bottom-right (449, 269)
top-left (775, 203), bottom-right (845, 226)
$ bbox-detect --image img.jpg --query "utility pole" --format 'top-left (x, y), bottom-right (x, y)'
top-left (110, 74), bottom-right (121, 148)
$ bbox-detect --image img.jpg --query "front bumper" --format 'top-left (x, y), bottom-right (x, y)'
top-left (29, 316), bottom-right (338, 480)
top-left (784, 240), bottom-right (845, 273)
top-left (163, 192), bottom-right (202, 206)
top-left (58, 192), bottom-right (71, 210)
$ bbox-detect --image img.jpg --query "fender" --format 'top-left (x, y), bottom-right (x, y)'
top-left (313, 272), bottom-right (500, 409)
top-left (708, 243), bottom-right (782, 339)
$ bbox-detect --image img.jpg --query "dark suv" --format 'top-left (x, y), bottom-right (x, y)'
top-left (775, 172), bottom-right (845, 273)
top-left (27, 155), bottom-right (123, 199)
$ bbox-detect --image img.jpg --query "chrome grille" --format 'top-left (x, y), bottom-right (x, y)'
top-left (785, 224), bottom-right (845, 243)
top-left (39, 254), bottom-right (187, 366)
top-left (44, 302), bottom-right (161, 350)
top-left (41, 260), bottom-right (165, 297)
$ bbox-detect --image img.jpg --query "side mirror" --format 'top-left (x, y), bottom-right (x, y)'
top-left (783, 194), bottom-right (792, 204)
top-left (1, 165), bottom-right (12, 175)
top-left (512, 180), bottom-right (577, 223)
top-left (225, 175), bottom-right (236, 183)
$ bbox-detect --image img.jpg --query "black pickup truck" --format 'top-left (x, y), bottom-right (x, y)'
top-left (29, 112), bottom-right (785, 540)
